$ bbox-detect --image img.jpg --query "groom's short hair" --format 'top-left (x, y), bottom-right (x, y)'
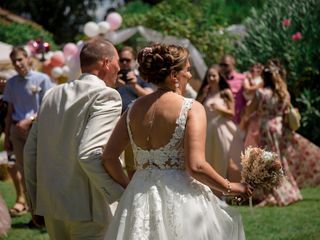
top-left (80, 39), bottom-right (116, 68)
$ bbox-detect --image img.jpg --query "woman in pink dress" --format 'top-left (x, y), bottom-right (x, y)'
top-left (197, 65), bottom-right (243, 183)
top-left (0, 194), bottom-right (11, 237)
top-left (244, 60), bottom-right (302, 206)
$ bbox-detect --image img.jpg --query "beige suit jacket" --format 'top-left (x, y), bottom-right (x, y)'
top-left (24, 74), bottom-right (123, 224)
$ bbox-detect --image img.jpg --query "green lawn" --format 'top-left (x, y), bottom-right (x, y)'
top-left (0, 179), bottom-right (319, 240)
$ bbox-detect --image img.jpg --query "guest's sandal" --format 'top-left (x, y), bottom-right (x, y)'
top-left (9, 202), bottom-right (28, 217)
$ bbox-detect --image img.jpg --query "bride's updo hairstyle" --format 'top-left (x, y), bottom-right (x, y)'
top-left (137, 44), bottom-right (189, 84)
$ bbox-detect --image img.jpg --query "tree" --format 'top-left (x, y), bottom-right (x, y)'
top-left (120, 0), bottom-right (237, 67)
top-left (234, 0), bottom-right (320, 144)
top-left (0, 0), bottom-right (101, 44)
top-left (0, 7), bottom-right (57, 49)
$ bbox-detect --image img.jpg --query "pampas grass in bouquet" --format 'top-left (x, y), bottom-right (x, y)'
top-left (241, 146), bottom-right (284, 193)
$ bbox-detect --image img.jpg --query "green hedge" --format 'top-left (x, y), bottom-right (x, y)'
top-left (0, 22), bottom-right (57, 50)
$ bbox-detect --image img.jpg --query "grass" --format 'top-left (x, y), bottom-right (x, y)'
top-left (0, 179), bottom-right (319, 240)
top-left (0, 179), bottom-right (49, 240)
top-left (240, 188), bottom-right (320, 240)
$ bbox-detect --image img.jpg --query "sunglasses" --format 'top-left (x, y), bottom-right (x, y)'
top-left (119, 58), bottom-right (132, 63)
top-left (219, 63), bottom-right (229, 67)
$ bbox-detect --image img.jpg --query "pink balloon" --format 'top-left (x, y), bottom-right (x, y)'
top-left (50, 52), bottom-right (65, 67)
top-left (106, 12), bottom-right (122, 30)
top-left (42, 60), bottom-right (54, 76)
top-left (26, 40), bottom-right (38, 55)
top-left (63, 43), bottom-right (78, 58)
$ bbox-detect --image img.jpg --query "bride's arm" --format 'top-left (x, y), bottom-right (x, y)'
top-left (184, 101), bottom-right (251, 197)
top-left (102, 112), bottom-right (130, 188)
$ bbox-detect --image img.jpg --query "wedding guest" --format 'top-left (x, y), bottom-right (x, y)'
top-left (24, 39), bottom-right (126, 239)
top-left (243, 63), bottom-right (264, 102)
top-left (117, 46), bottom-right (154, 112)
top-left (103, 44), bottom-right (252, 239)
top-left (196, 65), bottom-right (243, 182)
top-left (244, 59), bottom-right (305, 206)
top-left (219, 55), bottom-right (246, 124)
top-left (3, 46), bottom-right (53, 218)
top-left (241, 63), bottom-right (264, 140)
top-left (245, 60), bottom-right (320, 196)
top-left (0, 194), bottom-right (11, 237)
top-left (116, 46), bottom-right (154, 179)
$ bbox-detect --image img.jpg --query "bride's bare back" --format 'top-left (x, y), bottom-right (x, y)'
top-left (128, 90), bottom-right (185, 150)
top-left (102, 43), bottom-right (251, 200)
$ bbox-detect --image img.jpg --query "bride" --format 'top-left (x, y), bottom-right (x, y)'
top-left (102, 44), bottom-right (252, 240)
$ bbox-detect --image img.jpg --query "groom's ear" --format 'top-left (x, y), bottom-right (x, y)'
top-left (102, 57), bottom-right (111, 70)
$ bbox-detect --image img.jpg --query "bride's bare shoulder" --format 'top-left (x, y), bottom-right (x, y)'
top-left (189, 100), bottom-right (205, 115)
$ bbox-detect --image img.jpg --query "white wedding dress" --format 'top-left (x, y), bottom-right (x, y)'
top-left (106, 98), bottom-right (246, 240)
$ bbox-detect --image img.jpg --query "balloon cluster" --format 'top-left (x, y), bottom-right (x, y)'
top-left (26, 39), bottom-right (50, 58)
top-left (42, 42), bottom-right (81, 84)
top-left (83, 12), bottom-right (122, 38)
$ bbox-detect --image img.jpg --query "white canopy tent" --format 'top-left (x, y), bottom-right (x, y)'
top-left (0, 41), bottom-right (12, 66)
top-left (105, 26), bottom-right (208, 80)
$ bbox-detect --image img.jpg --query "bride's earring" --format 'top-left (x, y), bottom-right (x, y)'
top-left (175, 81), bottom-right (180, 89)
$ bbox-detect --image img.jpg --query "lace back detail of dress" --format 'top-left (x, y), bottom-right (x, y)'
top-left (126, 98), bottom-right (194, 170)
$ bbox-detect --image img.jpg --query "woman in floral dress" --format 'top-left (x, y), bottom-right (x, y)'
top-left (244, 59), bottom-right (303, 206)
top-left (0, 194), bottom-right (11, 237)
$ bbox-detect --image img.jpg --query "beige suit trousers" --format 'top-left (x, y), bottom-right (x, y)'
top-left (44, 217), bottom-right (107, 240)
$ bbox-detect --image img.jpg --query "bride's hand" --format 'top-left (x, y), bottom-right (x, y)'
top-left (230, 182), bottom-right (253, 199)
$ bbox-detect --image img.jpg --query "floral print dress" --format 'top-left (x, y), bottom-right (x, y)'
top-left (247, 88), bottom-right (303, 206)
top-left (256, 89), bottom-right (320, 189)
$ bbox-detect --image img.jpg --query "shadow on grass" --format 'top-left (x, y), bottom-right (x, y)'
top-left (11, 222), bottom-right (30, 229)
top-left (11, 222), bottom-right (47, 234)
top-left (300, 198), bottom-right (320, 202)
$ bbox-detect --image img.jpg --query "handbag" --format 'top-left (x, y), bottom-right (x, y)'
top-left (287, 104), bottom-right (301, 131)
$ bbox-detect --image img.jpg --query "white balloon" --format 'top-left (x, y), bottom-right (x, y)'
top-left (83, 21), bottom-right (99, 37)
top-left (46, 51), bottom-right (54, 59)
top-left (98, 21), bottom-right (111, 34)
top-left (62, 65), bottom-right (70, 77)
top-left (76, 40), bottom-right (84, 46)
top-left (51, 67), bottom-right (63, 78)
top-left (66, 55), bottom-right (81, 80)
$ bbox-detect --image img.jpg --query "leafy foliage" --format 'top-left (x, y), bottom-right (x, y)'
top-left (1, 0), bottom-right (100, 44)
top-left (234, 0), bottom-right (320, 93)
top-left (219, 0), bottom-right (266, 24)
top-left (119, 0), bottom-right (236, 67)
top-left (0, 22), bottom-right (57, 49)
top-left (234, 0), bottom-right (320, 144)
top-left (296, 89), bottom-right (320, 144)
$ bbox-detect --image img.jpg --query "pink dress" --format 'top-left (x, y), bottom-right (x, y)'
top-left (226, 71), bottom-right (246, 124)
top-left (204, 93), bottom-right (243, 178)
top-left (283, 132), bottom-right (320, 187)
top-left (245, 89), bottom-right (320, 189)
top-left (0, 194), bottom-right (11, 237)
top-left (245, 89), bottom-right (303, 206)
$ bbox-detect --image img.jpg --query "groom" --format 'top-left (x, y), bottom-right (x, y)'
top-left (24, 39), bottom-right (124, 239)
